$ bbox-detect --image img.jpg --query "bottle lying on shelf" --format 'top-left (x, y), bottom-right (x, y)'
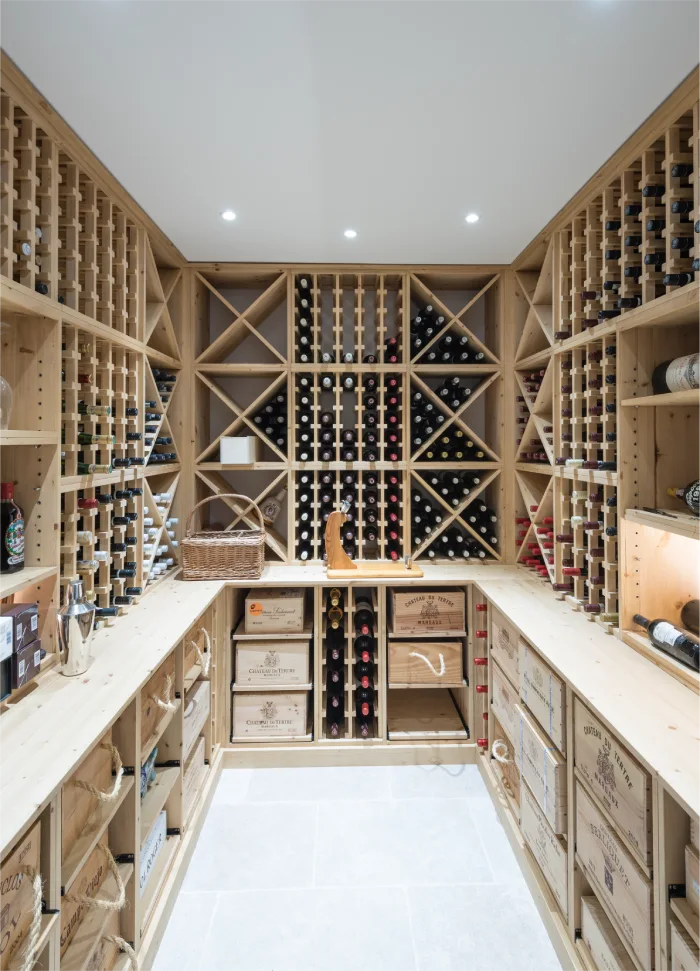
top-left (667, 480), bottom-right (699, 513)
top-left (633, 613), bottom-right (700, 672)
top-left (651, 353), bottom-right (699, 395)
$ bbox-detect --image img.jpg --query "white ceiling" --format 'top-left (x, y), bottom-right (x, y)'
top-left (2, 1), bottom-right (698, 265)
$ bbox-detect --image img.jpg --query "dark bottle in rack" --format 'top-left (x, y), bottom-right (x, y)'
top-left (633, 613), bottom-right (699, 672)
top-left (326, 694), bottom-right (344, 738)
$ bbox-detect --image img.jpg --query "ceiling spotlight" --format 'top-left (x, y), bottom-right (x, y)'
top-left (465, 213), bottom-right (479, 224)
top-left (221, 210), bottom-right (236, 221)
top-left (344, 229), bottom-right (357, 238)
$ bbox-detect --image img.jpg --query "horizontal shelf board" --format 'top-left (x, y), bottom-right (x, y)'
top-left (670, 896), bottom-right (700, 949)
top-left (231, 682), bottom-right (313, 692)
top-left (61, 468), bottom-right (141, 493)
top-left (554, 467), bottom-right (618, 486)
top-left (515, 462), bottom-right (553, 475)
top-left (387, 688), bottom-right (468, 740)
top-left (618, 280), bottom-right (700, 332)
top-left (62, 862), bottom-right (134, 971)
top-left (0, 429), bottom-right (60, 445)
top-left (140, 765), bottom-right (181, 842)
top-left (141, 834), bottom-right (179, 934)
top-left (553, 319), bottom-right (618, 353)
top-left (0, 565), bottom-right (58, 598)
top-left (197, 363), bottom-right (290, 375)
top-left (145, 462), bottom-right (182, 477)
top-left (145, 347), bottom-right (182, 368)
top-left (618, 628), bottom-right (699, 695)
top-left (61, 774), bottom-right (135, 890)
top-left (621, 389), bottom-right (699, 407)
top-left (388, 681), bottom-right (466, 690)
top-left (388, 629), bottom-right (467, 639)
top-left (514, 347), bottom-right (554, 370)
top-left (232, 621), bottom-right (313, 640)
top-left (412, 364), bottom-right (500, 374)
top-left (140, 697), bottom-right (182, 764)
top-left (624, 507), bottom-right (699, 541)
top-left (230, 731), bottom-right (313, 743)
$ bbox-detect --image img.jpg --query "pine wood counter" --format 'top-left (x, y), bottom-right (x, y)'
top-left (473, 571), bottom-right (700, 818)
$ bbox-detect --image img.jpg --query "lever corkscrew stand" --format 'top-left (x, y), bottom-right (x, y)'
top-left (325, 501), bottom-right (424, 579)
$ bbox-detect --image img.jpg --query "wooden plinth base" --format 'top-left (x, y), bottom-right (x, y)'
top-left (327, 562), bottom-right (424, 580)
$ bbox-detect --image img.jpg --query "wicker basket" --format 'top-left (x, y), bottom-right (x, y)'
top-left (182, 494), bottom-right (265, 580)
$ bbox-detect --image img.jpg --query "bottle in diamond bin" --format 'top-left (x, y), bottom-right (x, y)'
top-left (1, 482), bottom-right (24, 574)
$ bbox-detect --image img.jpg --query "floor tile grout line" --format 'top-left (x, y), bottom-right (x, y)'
top-left (311, 801), bottom-right (320, 888)
top-left (403, 885), bottom-right (421, 971)
top-left (195, 890), bottom-right (222, 971)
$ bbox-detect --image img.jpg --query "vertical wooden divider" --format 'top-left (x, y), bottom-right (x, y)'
top-left (13, 110), bottom-right (37, 291)
top-left (0, 93), bottom-right (15, 281)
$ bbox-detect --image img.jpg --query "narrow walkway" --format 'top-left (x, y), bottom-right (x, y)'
top-left (153, 764), bottom-right (561, 971)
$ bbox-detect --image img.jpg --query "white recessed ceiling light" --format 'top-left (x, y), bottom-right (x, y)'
top-left (344, 229), bottom-right (357, 238)
top-left (465, 213), bottom-right (479, 224)
top-left (221, 210), bottom-right (236, 221)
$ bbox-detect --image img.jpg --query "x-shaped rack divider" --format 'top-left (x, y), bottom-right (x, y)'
top-left (410, 468), bottom-right (501, 560)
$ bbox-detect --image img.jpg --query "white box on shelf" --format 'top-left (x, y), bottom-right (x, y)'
top-left (220, 436), bottom-right (261, 464)
top-left (140, 809), bottom-right (166, 896)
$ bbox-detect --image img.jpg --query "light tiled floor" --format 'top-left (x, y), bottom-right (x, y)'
top-left (152, 765), bottom-right (562, 971)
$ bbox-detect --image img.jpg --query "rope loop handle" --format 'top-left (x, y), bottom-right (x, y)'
top-left (18, 866), bottom-right (42, 971)
top-left (151, 672), bottom-right (176, 712)
top-left (408, 651), bottom-right (446, 678)
top-left (104, 935), bottom-right (139, 970)
top-left (491, 738), bottom-right (513, 764)
top-left (64, 843), bottom-right (126, 912)
top-left (72, 742), bottom-right (124, 804)
top-left (184, 494), bottom-right (265, 537)
top-left (191, 627), bottom-right (211, 677)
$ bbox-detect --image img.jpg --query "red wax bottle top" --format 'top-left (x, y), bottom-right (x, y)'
top-left (473, 656), bottom-right (488, 666)
top-left (475, 630), bottom-right (487, 638)
top-left (0, 482), bottom-right (14, 501)
top-left (482, 712), bottom-right (489, 720)
top-left (476, 738), bottom-right (488, 748)
top-left (361, 650), bottom-right (370, 663)
top-left (360, 702), bottom-right (370, 717)
top-left (475, 684), bottom-right (488, 693)
top-left (529, 505), bottom-right (538, 512)
top-left (360, 675), bottom-right (370, 688)
top-left (78, 497), bottom-right (99, 509)
top-left (359, 624), bottom-right (370, 636)
top-left (475, 603), bottom-right (487, 612)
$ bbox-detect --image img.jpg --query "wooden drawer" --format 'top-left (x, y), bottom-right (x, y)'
top-left (62, 728), bottom-right (115, 865)
top-left (576, 782), bottom-right (654, 970)
top-left (235, 637), bottom-right (310, 686)
top-left (232, 691), bottom-right (308, 738)
top-left (491, 660), bottom-right (519, 747)
top-left (490, 606), bottom-right (519, 687)
top-left (670, 917), bottom-right (700, 971)
top-left (519, 639), bottom-right (566, 754)
top-left (580, 895), bottom-right (634, 971)
top-left (390, 589), bottom-right (465, 635)
top-left (388, 640), bottom-right (462, 687)
top-left (686, 842), bottom-right (699, 916)
top-left (183, 680), bottom-right (210, 762)
top-left (573, 697), bottom-right (652, 867)
top-left (517, 702), bottom-right (567, 835)
top-left (140, 653), bottom-right (176, 751)
top-left (60, 840), bottom-right (108, 957)
top-left (0, 820), bottom-right (41, 971)
top-left (491, 717), bottom-right (520, 809)
top-left (183, 734), bottom-right (207, 822)
top-left (520, 779), bottom-right (568, 918)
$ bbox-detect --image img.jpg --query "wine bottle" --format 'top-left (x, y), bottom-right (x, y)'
top-left (633, 613), bottom-right (699, 671)
top-left (667, 480), bottom-right (699, 513)
top-left (651, 353), bottom-right (699, 394)
top-left (0, 483), bottom-right (24, 574)
top-left (681, 599), bottom-right (699, 636)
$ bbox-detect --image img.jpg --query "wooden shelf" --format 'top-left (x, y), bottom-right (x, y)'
top-left (140, 698), bottom-right (181, 764)
top-left (617, 280), bottom-right (700, 332)
top-left (0, 565), bottom-right (58, 598)
top-left (0, 429), bottom-right (60, 445)
top-left (388, 680), bottom-right (466, 690)
top-left (61, 775), bottom-right (135, 890)
top-left (141, 835), bottom-right (179, 934)
top-left (625, 507), bottom-right (699, 540)
top-left (140, 766), bottom-right (180, 842)
top-left (618, 628), bottom-right (700, 695)
top-left (670, 896), bottom-right (700, 949)
top-left (621, 389), bottom-right (699, 407)
top-left (387, 629), bottom-right (466, 639)
top-left (62, 863), bottom-right (134, 971)
top-left (387, 688), bottom-right (469, 740)
top-left (232, 621), bottom-right (313, 641)
top-left (231, 682), bottom-right (312, 693)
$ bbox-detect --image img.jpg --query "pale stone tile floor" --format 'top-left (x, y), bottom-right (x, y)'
top-left (152, 765), bottom-right (562, 971)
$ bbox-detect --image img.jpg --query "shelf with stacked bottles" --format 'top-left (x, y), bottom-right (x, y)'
top-left (190, 266), bottom-right (504, 568)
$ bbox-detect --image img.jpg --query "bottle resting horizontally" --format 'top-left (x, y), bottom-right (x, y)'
top-left (633, 613), bottom-right (700, 672)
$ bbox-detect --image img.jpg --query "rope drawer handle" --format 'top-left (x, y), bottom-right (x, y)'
top-left (104, 935), bottom-right (139, 970)
top-left (71, 742), bottom-right (124, 804)
top-left (151, 672), bottom-right (176, 712)
top-left (191, 628), bottom-right (211, 677)
top-left (17, 866), bottom-right (42, 971)
top-left (64, 843), bottom-right (126, 911)
top-left (491, 739), bottom-right (513, 764)
top-left (408, 651), bottom-right (445, 678)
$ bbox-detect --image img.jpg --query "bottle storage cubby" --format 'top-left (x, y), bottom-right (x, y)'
top-left (410, 468), bottom-right (501, 562)
top-left (191, 268), bottom-right (503, 563)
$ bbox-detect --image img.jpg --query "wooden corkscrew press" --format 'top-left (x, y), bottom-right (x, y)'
top-left (325, 499), bottom-right (424, 579)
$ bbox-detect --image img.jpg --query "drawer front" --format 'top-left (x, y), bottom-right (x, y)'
top-left (391, 590), bottom-right (465, 635)
top-left (573, 697), bottom-right (652, 867)
top-left (388, 640), bottom-right (462, 686)
top-left (490, 607), bottom-right (519, 686)
top-left (686, 843), bottom-right (699, 916)
top-left (520, 780), bottom-right (568, 918)
top-left (183, 680), bottom-right (211, 761)
top-left (576, 783), bottom-right (654, 970)
top-left (491, 660), bottom-right (519, 747)
top-left (670, 918), bottom-right (700, 971)
top-left (581, 895), bottom-right (635, 971)
top-left (62, 728), bottom-right (114, 864)
top-left (235, 638), bottom-right (310, 686)
top-left (519, 639), bottom-right (566, 754)
top-left (232, 691), bottom-right (308, 738)
top-left (0, 820), bottom-right (41, 971)
top-left (183, 735), bottom-right (207, 822)
top-left (517, 703), bottom-right (567, 835)
top-left (141, 653), bottom-right (176, 749)
top-left (60, 840), bottom-right (108, 957)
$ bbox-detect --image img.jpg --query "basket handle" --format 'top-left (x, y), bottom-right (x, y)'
top-left (185, 494), bottom-right (265, 537)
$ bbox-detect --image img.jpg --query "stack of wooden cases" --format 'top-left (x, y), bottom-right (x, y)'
top-left (190, 269), bottom-right (504, 565)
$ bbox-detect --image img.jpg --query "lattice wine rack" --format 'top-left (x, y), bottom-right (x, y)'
top-left (191, 267), bottom-right (504, 565)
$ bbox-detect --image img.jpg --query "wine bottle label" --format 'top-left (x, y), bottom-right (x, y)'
top-left (4, 515), bottom-right (24, 567)
top-left (652, 621), bottom-right (685, 650)
top-left (664, 353), bottom-right (699, 393)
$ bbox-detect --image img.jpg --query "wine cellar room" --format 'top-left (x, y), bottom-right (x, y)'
top-left (0, 2), bottom-right (698, 970)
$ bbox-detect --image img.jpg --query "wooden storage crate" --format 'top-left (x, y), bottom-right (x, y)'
top-left (0, 819), bottom-right (41, 971)
top-left (140, 653), bottom-right (176, 752)
top-left (491, 716), bottom-right (521, 810)
top-left (60, 840), bottom-right (109, 957)
top-left (183, 679), bottom-right (210, 762)
top-left (490, 606), bottom-right (519, 687)
top-left (491, 659), bottom-right (519, 747)
top-left (389, 589), bottom-right (465, 635)
top-left (580, 895), bottom-right (635, 971)
top-left (244, 589), bottom-right (305, 634)
top-left (388, 639), bottom-right (462, 687)
top-left (519, 638), bottom-right (566, 754)
top-left (520, 779), bottom-right (568, 918)
top-left (183, 734), bottom-right (207, 823)
top-left (517, 703), bottom-right (567, 835)
top-left (576, 782), bottom-right (654, 970)
top-left (573, 697), bottom-right (652, 867)
top-left (686, 842), bottom-right (699, 916)
top-left (670, 918), bottom-right (700, 971)
top-left (235, 637), bottom-right (310, 686)
top-left (232, 691), bottom-right (308, 738)
top-left (63, 906), bottom-right (121, 971)
top-left (62, 728), bottom-right (115, 864)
